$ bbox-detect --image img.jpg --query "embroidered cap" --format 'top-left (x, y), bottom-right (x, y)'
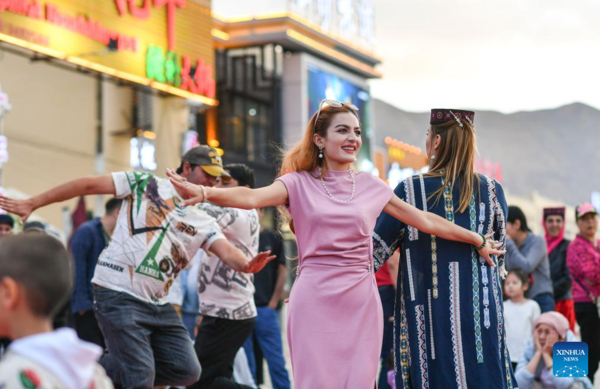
top-left (543, 206), bottom-right (566, 220)
top-left (575, 202), bottom-right (597, 221)
top-left (430, 109), bottom-right (475, 126)
top-left (181, 146), bottom-right (231, 181)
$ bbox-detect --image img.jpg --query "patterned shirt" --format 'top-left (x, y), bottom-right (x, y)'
top-left (566, 234), bottom-right (600, 303)
top-left (197, 202), bottom-right (259, 320)
top-left (91, 172), bottom-right (224, 304)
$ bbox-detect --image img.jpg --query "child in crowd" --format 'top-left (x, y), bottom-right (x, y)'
top-left (0, 234), bottom-right (113, 389)
top-left (515, 311), bottom-right (593, 389)
top-left (504, 268), bottom-right (541, 370)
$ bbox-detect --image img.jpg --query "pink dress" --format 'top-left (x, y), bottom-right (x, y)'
top-left (277, 169), bottom-right (393, 389)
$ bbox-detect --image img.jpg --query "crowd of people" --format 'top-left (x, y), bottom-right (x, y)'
top-left (0, 103), bottom-right (597, 389)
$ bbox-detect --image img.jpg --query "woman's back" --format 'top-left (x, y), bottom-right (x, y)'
top-left (373, 172), bottom-right (518, 389)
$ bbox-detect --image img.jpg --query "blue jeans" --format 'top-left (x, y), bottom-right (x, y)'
top-left (93, 287), bottom-right (201, 389)
top-left (378, 285), bottom-right (395, 389)
top-left (243, 307), bottom-right (290, 389)
top-left (182, 312), bottom-right (199, 340)
top-left (533, 292), bottom-right (555, 313)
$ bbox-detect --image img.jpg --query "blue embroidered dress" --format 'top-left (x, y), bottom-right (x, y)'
top-left (373, 173), bottom-right (519, 389)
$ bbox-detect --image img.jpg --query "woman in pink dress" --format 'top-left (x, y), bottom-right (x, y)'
top-left (168, 101), bottom-right (504, 388)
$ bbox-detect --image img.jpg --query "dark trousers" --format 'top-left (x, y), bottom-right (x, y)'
top-left (94, 287), bottom-right (201, 389)
top-left (188, 316), bottom-right (255, 389)
top-left (74, 310), bottom-right (105, 349)
top-left (532, 292), bottom-right (555, 313)
top-left (575, 302), bottom-right (600, 383)
top-left (378, 285), bottom-right (395, 389)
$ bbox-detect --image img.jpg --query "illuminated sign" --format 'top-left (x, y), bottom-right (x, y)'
top-left (131, 135), bottom-right (157, 171)
top-left (0, 0), bottom-right (216, 103)
top-left (292, 0), bottom-right (375, 46)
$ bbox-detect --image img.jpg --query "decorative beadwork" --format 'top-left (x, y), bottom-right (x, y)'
top-left (373, 231), bottom-right (391, 272)
top-left (427, 289), bottom-right (436, 360)
top-left (449, 262), bottom-right (468, 389)
top-left (469, 195), bottom-right (484, 363)
top-left (406, 178), bottom-right (418, 241)
top-left (415, 305), bottom-right (430, 389)
top-left (406, 249), bottom-right (416, 301)
top-left (318, 166), bottom-right (356, 203)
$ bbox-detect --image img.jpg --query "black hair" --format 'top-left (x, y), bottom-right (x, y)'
top-left (224, 163), bottom-right (255, 189)
top-left (0, 235), bottom-right (71, 317)
top-left (507, 205), bottom-right (530, 232)
top-left (507, 268), bottom-right (529, 286)
top-left (0, 214), bottom-right (14, 228)
top-left (175, 162), bottom-right (198, 175)
top-left (105, 198), bottom-right (123, 215)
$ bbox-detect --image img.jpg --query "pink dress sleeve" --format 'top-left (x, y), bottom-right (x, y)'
top-left (366, 173), bottom-right (394, 211)
top-left (275, 172), bottom-right (300, 216)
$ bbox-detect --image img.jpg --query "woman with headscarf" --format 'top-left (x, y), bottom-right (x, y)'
top-left (373, 109), bottom-right (517, 389)
top-left (542, 207), bottom-right (575, 330)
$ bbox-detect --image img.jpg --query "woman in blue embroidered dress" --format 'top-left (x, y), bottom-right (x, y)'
top-left (373, 109), bottom-right (519, 389)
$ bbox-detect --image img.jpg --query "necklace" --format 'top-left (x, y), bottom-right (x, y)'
top-left (318, 166), bottom-right (356, 203)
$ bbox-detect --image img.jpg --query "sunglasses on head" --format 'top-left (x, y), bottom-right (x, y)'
top-left (313, 99), bottom-right (359, 133)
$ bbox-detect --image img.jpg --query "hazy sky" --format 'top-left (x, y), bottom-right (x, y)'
top-left (215, 0), bottom-right (600, 113)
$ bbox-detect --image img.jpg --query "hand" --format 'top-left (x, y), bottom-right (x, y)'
top-left (166, 169), bottom-right (206, 206)
top-left (243, 250), bottom-right (276, 274)
top-left (0, 196), bottom-right (35, 224)
top-left (534, 331), bottom-right (542, 352)
top-left (544, 332), bottom-right (558, 356)
top-left (477, 232), bottom-right (505, 267)
top-left (267, 300), bottom-right (278, 309)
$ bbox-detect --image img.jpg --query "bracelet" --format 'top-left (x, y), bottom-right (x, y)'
top-left (475, 233), bottom-right (486, 251)
top-left (200, 186), bottom-right (207, 203)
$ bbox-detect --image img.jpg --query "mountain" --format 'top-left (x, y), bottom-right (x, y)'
top-left (372, 99), bottom-right (600, 206)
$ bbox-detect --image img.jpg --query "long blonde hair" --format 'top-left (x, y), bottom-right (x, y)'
top-left (427, 118), bottom-right (480, 213)
top-left (277, 104), bottom-right (361, 233)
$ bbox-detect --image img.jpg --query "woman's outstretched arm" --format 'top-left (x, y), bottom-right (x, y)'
top-left (383, 195), bottom-right (504, 266)
top-left (167, 169), bottom-right (288, 209)
top-left (0, 175), bottom-right (116, 223)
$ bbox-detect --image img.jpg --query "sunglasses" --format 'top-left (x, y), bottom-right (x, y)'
top-left (313, 99), bottom-right (359, 133)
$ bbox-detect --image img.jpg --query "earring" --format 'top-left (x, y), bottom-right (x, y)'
top-left (430, 154), bottom-right (436, 161)
top-left (318, 146), bottom-right (323, 159)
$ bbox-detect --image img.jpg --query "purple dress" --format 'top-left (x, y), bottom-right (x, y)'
top-left (277, 169), bottom-right (393, 389)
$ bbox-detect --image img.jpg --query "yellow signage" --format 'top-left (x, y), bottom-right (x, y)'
top-left (0, 0), bottom-right (216, 105)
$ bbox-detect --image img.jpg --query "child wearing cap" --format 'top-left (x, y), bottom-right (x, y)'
top-left (514, 311), bottom-right (593, 389)
top-left (0, 214), bottom-right (14, 238)
top-left (0, 235), bottom-right (113, 389)
top-left (567, 202), bottom-right (600, 384)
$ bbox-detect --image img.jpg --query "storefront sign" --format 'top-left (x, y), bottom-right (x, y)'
top-left (292, 0), bottom-right (375, 47)
top-left (0, 0), bottom-right (216, 104)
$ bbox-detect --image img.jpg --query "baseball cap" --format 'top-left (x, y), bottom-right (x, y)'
top-left (575, 202), bottom-right (598, 221)
top-left (181, 146), bottom-right (231, 181)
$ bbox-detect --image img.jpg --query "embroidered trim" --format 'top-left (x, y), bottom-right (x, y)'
top-left (406, 248), bottom-right (416, 301)
top-left (469, 195), bottom-right (484, 363)
top-left (449, 262), bottom-right (468, 389)
top-left (427, 289), bottom-right (436, 360)
top-left (406, 177), bottom-right (418, 241)
top-left (478, 202), bottom-right (485, 235)
top-left (416, 305), bottom-right (430, 389)
top-left (491, 266), bottom-right (504, 360)
top-left (443, 180), bottom-right (455, 223)
top-left (432, 235), bottom-right (439, 299)
top-left (419, 174), bottom-right (428, 212)
top-left (373, 231), bottom-right (391, 271)
top-left (400, 284), bottom-right (410, 388)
